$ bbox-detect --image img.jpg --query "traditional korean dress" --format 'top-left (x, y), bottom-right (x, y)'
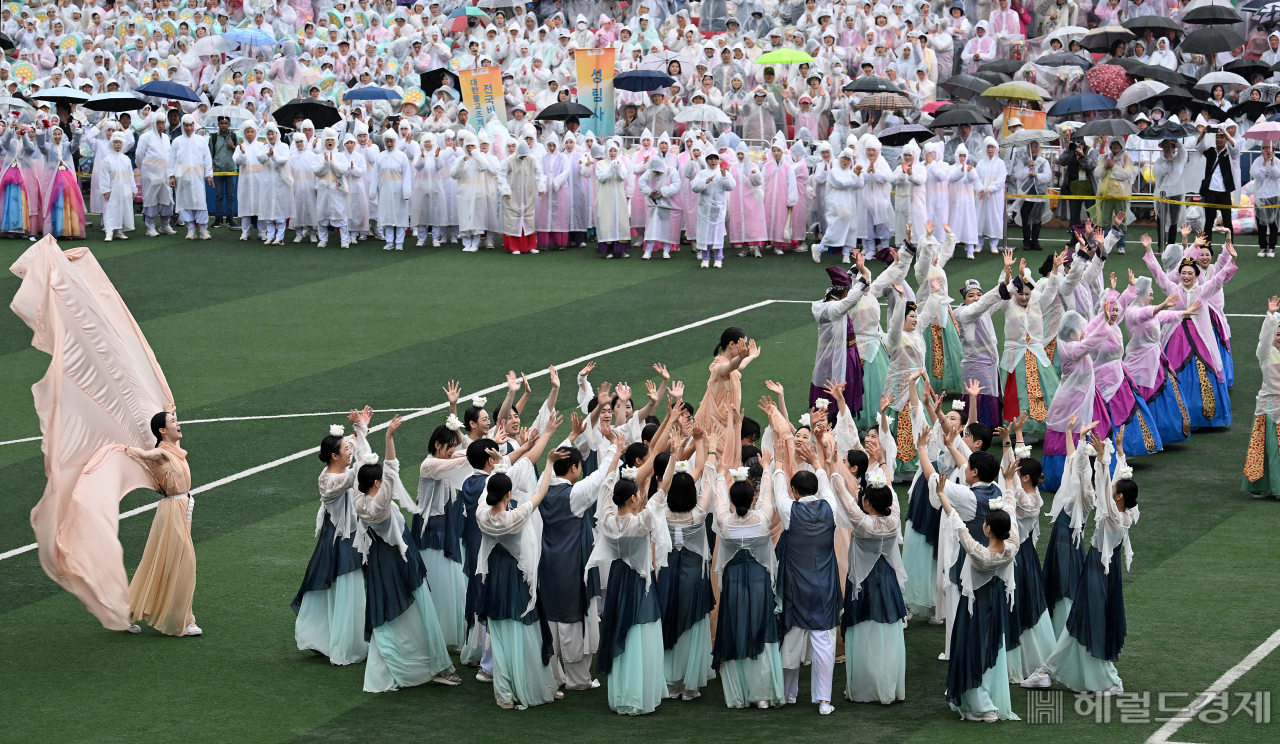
top-left (809, 279), bottom-right (869, 413)
top-left (1123, 285), bottom-right (1192, 447)
top-left (410, 454), bottom-right (472, 649)
top-left (0, 129), bottom-right (40, 234)
top-left (35, 130), bottom-right (84, 238)
top-left (915, 231), bottom-right (964, 394)
top-left (1098, 287), bottom-right (1162, 459)
top-left (1242, 310), bottom-right (1280, 496)
top-left (128, 442), bottom-right (198, 637)
top-left (652, 479), bottom-right (715, 699)
top-left (883, 288), bottom-right (929, 474)
top-left (1041, 443), bottom-right (1095, 638)
top-left (292, 423), bottom-right (372, 665)
top-left (1047, 442), bottom-right (1138, 692)
top-left (354, 458), bottom-right (457, 693)
top-left (1041, 315), bottom-right (1114, 492)
top-left (996, 277), bottom-right (1062, 439)
top-left (1000, 454), bottom-right (1056, 683)
top-left (710, 472), bottom-right (785, 709)
top-left (953, 282), bottom-right (1006, 428)
top-left (902, 420), bottom-right (962, 620)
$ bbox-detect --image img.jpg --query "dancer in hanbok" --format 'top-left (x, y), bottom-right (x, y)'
top-left (1095, 280), bottom-right (1163, 460)
top-left (810, 262), bottom-right (870, 413)
top-left (232, 122), bottom-right (264, 241)
top-left (1243, 297), bottom-right (1280, 496)
top-left (292, 410), bottom-right (372, 665)
top-left (883, 281), bottom-right (929, 475)
top-left (1046, 435), bottom-right (1139, 695)
top-left (1040, 307), bottom-right (1117, 492)
top-left (412, 415), bottom-right (472, 650)
top-left (915, 222), bottom-right (963, 394)
top-left (710, 448), bottom-right (785, 709)
top-left (1123, 250), bottom-right (1197, 447)
top-left (35, 124), bottom-right (84, 239)
top-left (1143, 237), bottom-right (1237, 429)
top-left (953, 274), bottom-right (1006, 428)
top-left (374, 131), bottom-right (414, 251)
top-left (696, 329), bottom-right (759, 461)
top-left (126, 412), bottom-right (200, 637)
top-left (475, 433), bottom-right (568, 709)
top-left (995, 255), bottom-right (1061, 439)
top-left (257, 125), bottom-right (293, 246)
top-left (135, 113), bottom-right (175, 237)
top-left (0, 125), bottom-right (39, 235)
top-left (353, 416), bottom-right (463, 692)
top-left (99, 132), bottom-right (138, 242)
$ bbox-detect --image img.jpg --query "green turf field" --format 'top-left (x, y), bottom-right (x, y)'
top-left (1, 228), bottom-right (1277, 744)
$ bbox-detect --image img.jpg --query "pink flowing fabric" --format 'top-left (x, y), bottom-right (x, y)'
top-left (9, 238), bottom-right (175, 630)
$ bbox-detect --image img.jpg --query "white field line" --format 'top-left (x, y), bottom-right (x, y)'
top-left (0, 300), bottom-right (782, 562)
top-left (1146, 627), bottom-right (1280, 744)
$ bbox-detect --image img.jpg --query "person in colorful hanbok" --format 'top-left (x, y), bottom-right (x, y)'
top-left (915, 222), bottom-right (963, 394)
top-left (0, 124), bottom-right (40, 235)
top-left (292, 410), bottom-right (372, 665)
top-left (1041, 414), bottom-right (1097, 638)
top-left (1094, 280), bottom-right (1163, 460)
top-left (1242, 297), bottom-right (1280, 497)
top-left (1040, 309), bottom-right (1116, 492)
top-left (1142, 237), bottom-right (1237, 430)
top-left (411, 414), bottom-right (472, 650)
top-left (1046, 435), bottom-right (1139, 695)
top-left (475, 430), bottom-right (568, 709)
top-left (810, 262), bottom-right (870, 414)
top-left (995, 256), bottom-right (1061, 439)
top-left (35, 124), bottom-right (84, 238)
top-left (1122, 257), bottom-right (1197, 448)
top-left (352, 416), bottom-right (463, 692)
top-left (883, 279), bottom-right (929, 476)
top-left (953, 275), bottom-right (1005, 428)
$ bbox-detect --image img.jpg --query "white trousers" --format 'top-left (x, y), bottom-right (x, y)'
top-left (179, 209), bottom-right (208, 228)
top-left (781, 627), bottom-right (836, 703)
top-left (318, 220), bottom-right (351, 245)
top-left (548, 617), bottom-right (598, 690)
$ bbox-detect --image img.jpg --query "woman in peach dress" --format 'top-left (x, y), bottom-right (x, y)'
top-left (695, 328), bottom-right (760, 459)
top-left (127, 411), bottom-right (200, 637)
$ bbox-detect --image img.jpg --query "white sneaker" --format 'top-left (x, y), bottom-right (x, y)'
top-left (700, 259), bottom-right (709, 268)
top-left (161, 225), bottom-right (177, 235)
top-left (1103, 683), bottom-right (1125, 696)
top-left (982, 710), bottom-right (999, 722)
top-left (604, 253), bottom-right (613, 259)
top-left (738, 247), bottom-right (749, 257)
top-left (1116, 245), bottom-right (1126, 254)
top-left (395, 244), bottom-right (404, 251)
top-left (462, 246), bottom-right (478, 253)
top-left (772, 246), bottom-right (784, 255)
top-left (662, 250), bottom-right (670, 259)
top-left (1020, 669), bottom-right (1051, 689)
top-left (842, 254), bottom-right (851, 264)
top-left (752, 246), bottom-right (763, 258)
top-left (476, 670), bottom-right (493, 683)
top-left (104, 232), bottom-right (113, 242)
top-left (590, 679), bottom-right (601, 689)
top-left (786, 696), bottom-right (797, 705)
top-left (116, 231), bottom-right (129, 240)
top-left (340, 241), bottom-right (350, 249)
top-left (316, 240), bottom-right (328, 249)
top-left (146, 228), bottom-right (159, 237)
top-left (965, 249), bottom-right (975, 260)
top-left (383, 243), bottom-right (394, 251)
top-left (755, 700), bottom-right (769, 709)
top-left (990, 245), bottom-right (999, 254)
top-left (185, 229), bottom-right (196, 240)
top-left (126, 623), bottom-right (141, 634)
top-left (819, 703), bottom-right (835, 715)
top-left (432, 239), bottom-right (442, 248)
top-left (529, 249), bottom-right (539, 254)
top-left (294, 232), bottom-right (305, 243)
top-left (184, 622), bottom-right (202, 636)
top-left (681, 690), bottom-right (701, 701)
top-left (713, 259), bottom-right (722, 268)
top-left (199, 229), bottom-right (211, 240)
top-left (938, 652), bottom-right (950, 661)
top-left (240, 233), bottom-right (249, 241)
top-left (811, 244), bottom-right (823, 263)
top-left (1260, 250), bottom-right (1267, 258)
top-left (416, 238), bottom-right (426, 248)
top-left (642, 250), bottom-right (652, 260)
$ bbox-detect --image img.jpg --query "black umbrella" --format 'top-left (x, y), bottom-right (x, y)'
top-left (1224, 58), bottom-right (1272, 81)
top-left (1037, 52), bottom-right (1094, 69)
top-left (534, 101), bottom-right (594, 121)
top-left (1077, 118), bottom-right (1138, 137)
top-left (1243, 0), bottom-right (1277, 9)
top-left (419, 68), bottom-right (462, 99)
top-left (974, 70), bottom-right (1012, 86)
top-left (1080, 27), bottom-right (1136, 53)
top-left (1180, 27), bottom-right (1246, 55)
top-left (1130, 62), bottom-right (1187, 86)
top-left (978, 59), bottom-right (1025, 75)
top-left (844, 76), bottom-right (900, 93)
top-left (84, 92), bottom-right (145, 112)
top-left (939, 74), bottom-right (990, 99)
top-left (614, 70), bottom-right (676, 92)
top-left (273, 98), bottom-right (341, 129)
top-left (1106, 57), bottom-right (1146, 73)
top-left (1183, 2), bottom-right (1243, 25)
top-left (929, 105), bottom-right (992, 128)
top-left (0, 33), bottom-right (13, 51)
top-left (877, 123), bottom-right (936, 147)
top-left (1122, 16), bottom-right (1183, 35)
top-left (1226, 99), bottom-right (1270, 120)
top-left (1139, 120), bottom-right (1199, 139)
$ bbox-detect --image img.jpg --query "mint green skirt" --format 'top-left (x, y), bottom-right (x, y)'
top-left (856, 349), bottom-right (890, 431)
top-left (363, 585), bottom-right (455, 693)
top-left (1007, 610), bottom-right (1057, 681)
top-left (900, 525), bottom-right (936, 613)
top-left (926, 319), bottom-right (965, 395)
top-left (489, 618), bottom-right (559, 709)
top-left (608, 620), bottom-right (666, 715)
top-left (950, 642), bottom-right (1019, 720)
top-left (1051, 597), bottom-right (1073, 640)
top-left (421, 548), bottom-right (467, 649)
top-left (719, 642), bottom-right (785, 708)
top-left (1046, 635), bottom-right (1122, 692)
top-left (295, 570), bottom-right (369, 665)
top-left (844, 620), bottom-right (906, 704)
top-left (664, 616), bottom-right (713, 693)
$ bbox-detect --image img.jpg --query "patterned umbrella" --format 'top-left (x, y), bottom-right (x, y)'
top-left (1086, 64), bottom-right (1132, 99)
top-left (856, 92), bottom-right (913, 110)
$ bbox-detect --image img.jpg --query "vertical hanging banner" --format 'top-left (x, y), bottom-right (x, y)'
top-left (459, 67), bottom-right (505, 133)
top-left (575, 47), bottom-right (616, 136)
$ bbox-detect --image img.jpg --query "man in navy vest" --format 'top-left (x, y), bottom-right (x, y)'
top-left (539, 417), bottom-right (621, 691)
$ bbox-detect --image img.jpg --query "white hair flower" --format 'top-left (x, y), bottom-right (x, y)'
top-left (329, 424), bottom-right (345, 437)
top-left (987, 495), bottom-right (1008, 512)
top-left (620, 466), bottom-right (638, 481)
top-left (1115, 465), bottom-right (1134, 481)
top-left (951, 399), bottom-right (966, 412)
top-left (798, 412), bottom-right (812, 427)
top-left (444, 413), bottom-right (462, 432)
top-left (729, 466), bottom-right (750, 482)
top-left (814, 398), bottom-right (830, 411)
top-left (866, 470), bottom-right (888, 489)
top-left (674, 460), bottom-right (691, 474)
top-left (361, 452), bottom-right (379, 465)
top-left (492, 463), bottom-right (509, 475)
top-left (1014, 444), bottom-right (1033, 459)
top-left (471, 395), bottom-right (488, 409)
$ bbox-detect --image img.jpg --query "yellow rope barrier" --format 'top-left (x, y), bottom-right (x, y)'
top-left (1006, 193), bottom-right (1271, 209)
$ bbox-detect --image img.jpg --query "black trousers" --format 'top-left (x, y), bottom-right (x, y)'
top-left (1020, 201), bottom-right (1042, 250)
top-left (1201, 189), bottom-right (1234, 234)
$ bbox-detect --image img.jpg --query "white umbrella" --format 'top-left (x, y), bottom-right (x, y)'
top-left (192, 35), bottom-right (236, 55)
top-left (674, 104), bottom-right (732, 124)
top-left (639, 50), bottom-right (692, 72)
top-left (1116, 80), bottom-right (1169, 110)
top-left (1001, 128), bottom-right (1061, 147)
top-left (1047, 25), bottom-right (1089, 44)
top-left (0, 96), bottom-right (33, 109)
top-left (205, 104), bottom-right (255, 122)
top-left (1195, 71), bottom-right (1250, 89)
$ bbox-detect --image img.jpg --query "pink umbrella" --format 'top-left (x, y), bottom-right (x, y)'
top-left (1244, 121), bottom-right (1280, 141)
top-left (922, 100), bottom-right (949, 113)
top-left (1085, 64), bottom-right (1132, 100)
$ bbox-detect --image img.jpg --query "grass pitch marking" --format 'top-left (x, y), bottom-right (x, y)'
top-left (0, 300), bottom-right (781, 562)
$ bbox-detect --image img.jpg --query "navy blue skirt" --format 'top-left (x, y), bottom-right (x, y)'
top-left (1041, 511), bottom-right (1085, 611)
top-left (596, 559), bottom-right (662, 676)
top-left (656, 546), bottom-right (715, 649)
top-left (905, 472), bottom-right (943, 558)
top-left (291, 511), bottom-right (364, 615)
top-left (840, 555), bottom-right (908, 632)
top-left (362, 525), bottom-right (428, 641)
top-left (945, 578), bottom-right (1010, 707)
top-left (410, 494), bottom-right (464, 563)
top-left (712, 550), bottom-right (780, 668)
top-left (1065, 545), bottom-right (1127, 663)
top-left (1009, 532), bottom-right (1050, 644)
top-left (477, 544), bottom-right (554, 666)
